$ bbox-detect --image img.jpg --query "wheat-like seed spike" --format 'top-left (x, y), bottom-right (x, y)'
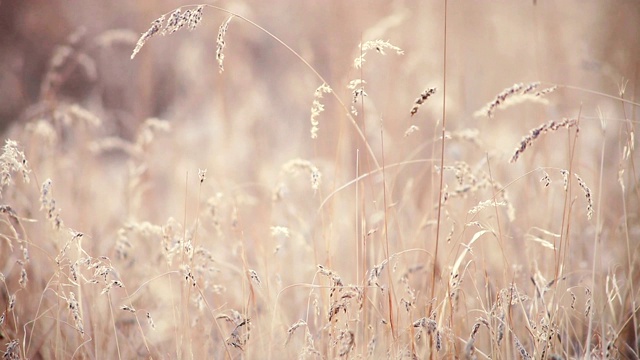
top-left (248, 269), bottom-right (261, 287)
top-left (310, 83), bottom-right (332, 139)
top-left (535, 85), bottom-right (557, 96)
top-left (464, 337), bottom-right (476, 360)
top-left (496, 311), bottom-right (505, 345)
top-left (510, 118), bottom-right (578, 163)
top-left (347, 79), bottom-right (367, 116)
top-left (3, 340), bottom-right (19, 360)
top-left (285, 319), bottom-right (307, 346)
top-left (468, 199), bottom-right (506, 214)
top-left (163, 9), bottom-right (182, 35)
top-left (561, 169), bottom-right (569, 191)
top-left (120, 305), bottom-right (136, 313)
top-left (131, 15), bottom-right (165, 59)
top-left (540, 170), bottom-right (551, 187)
top-left (574, 173), bottom-right (594, 220)
top-left (198, 168), bottom-right (207, 183)
top-left (475, 82), bottom-right (554, 118)
top-left (146, 312), bottom-right (155, 329)
top-left (8, 294), bottom-right (15, 312)
top-left (216, 16), bottom-right (233, 73)
top-left (0, 140), bottom-right (31, 198)
top-left (410, 87), bottom-right (437, 116)
top-left (132, 5), bottom-right (205, 59)
top-left (188, 6), bottom-right (204, 30)
top-left (478, 83), bottom-right (524, 117)
top-left (67, 292), bottom-right (84, 336)
top-left (338, 330), bottom-right (355, 357)
top-left (514, 336), bottom-right (531, 360)
top-left (18, 268), bottom-right (27, 288)
top-left (522, 82), bottom-right (540, 94)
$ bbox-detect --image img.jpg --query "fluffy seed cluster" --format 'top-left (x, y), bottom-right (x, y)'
top-left (347, 79), bottom-right (367, 116)
top-left (354, 39), bottom-right (404, 69)
top-left (131, 5), bottom-right (205, 59)
top-left (280, 158), bottom-right (322, 192)
top-left (310, 83), bottom-right (332, 139)
top-left (0, 140), bottom-right (30, 198)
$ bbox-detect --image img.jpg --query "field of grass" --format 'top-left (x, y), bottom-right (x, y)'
top-left (0, 1), bottom-right (639, 359)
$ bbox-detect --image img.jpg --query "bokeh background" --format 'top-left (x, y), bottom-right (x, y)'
top-left (0, 1), bottom-right (639, 358)
top-left (0, 0), bottom-right (638, 224)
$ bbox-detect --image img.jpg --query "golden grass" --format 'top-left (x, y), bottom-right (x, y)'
top-left (1, 2), bottom-right (639, 359)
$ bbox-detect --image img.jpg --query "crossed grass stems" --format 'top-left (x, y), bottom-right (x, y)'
top-left (130, 4), bottom-right (638, 359)
top-left (1, 2), bottom-right (638, 359)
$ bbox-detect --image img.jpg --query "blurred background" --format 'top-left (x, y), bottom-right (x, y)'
top-left (1, 1), bottom-right (638, 135)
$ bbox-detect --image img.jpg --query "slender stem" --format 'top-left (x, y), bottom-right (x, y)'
top-left (552, 83), bottom-right (640, 107)
top-left (380, 124), bottom-right (397, 340)
top-left (430, 0), bottom-right (448, 310)
top-left (429, 2), bottom-right (447, 358)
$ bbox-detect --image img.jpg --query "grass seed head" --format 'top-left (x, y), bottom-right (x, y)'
top-left (410, 87), bottom-right (436, 116)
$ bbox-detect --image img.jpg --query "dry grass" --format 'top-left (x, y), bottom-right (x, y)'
top-left (1, 2), bottom-right (639, 359)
